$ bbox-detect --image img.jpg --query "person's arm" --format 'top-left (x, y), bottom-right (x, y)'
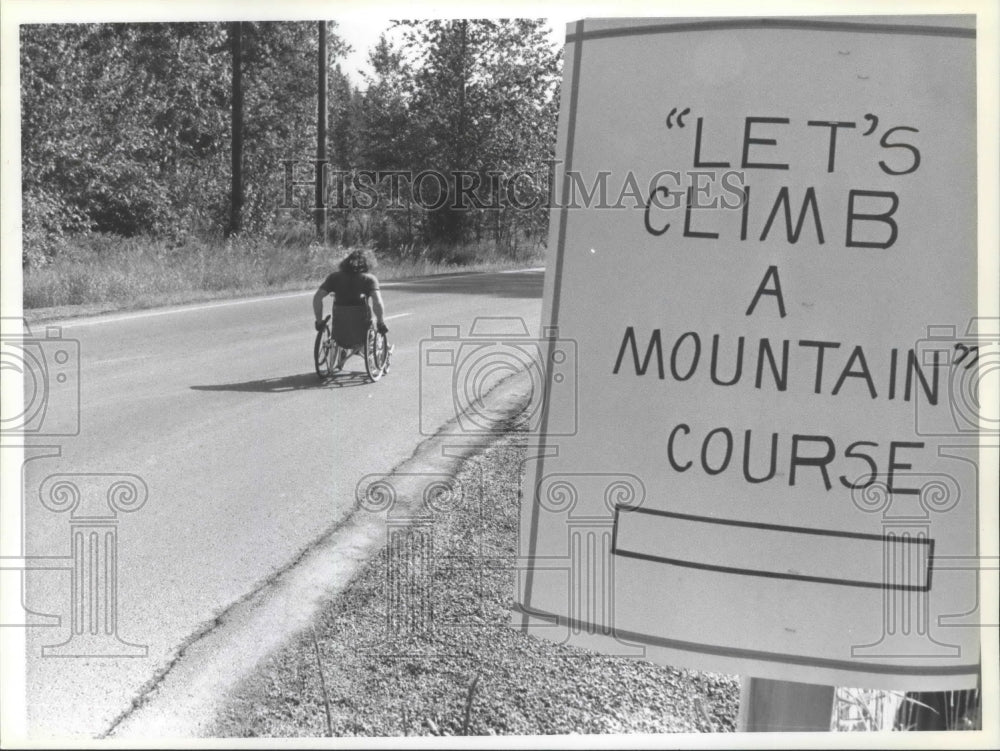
top-left (371, 290), bottom-right (386, 323)
top-left (312, 287), bottom-right (327, 328)
top-left (371, 289), bottom-right (386, 327)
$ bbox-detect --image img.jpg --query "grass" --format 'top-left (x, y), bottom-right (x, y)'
top-left (22, 233), bottom-right (543, 321)
top-left (834, 686), bottom-right (982, 732)
top-left (208, 422), bottom-right (741, 737)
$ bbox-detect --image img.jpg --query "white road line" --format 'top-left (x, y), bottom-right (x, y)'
top-left (384, 313), bottom-right (411, 321)
top-left (380, 266), bottom-right (545, 286)
top-left (56, 291), bottom-right (313, 329)
top-left (48, 267), bottom-right (544, 329)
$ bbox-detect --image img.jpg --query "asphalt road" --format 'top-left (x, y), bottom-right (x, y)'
top-left (18, 268), bottom-right (543, 737)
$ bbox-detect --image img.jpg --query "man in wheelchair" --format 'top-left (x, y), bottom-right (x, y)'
top-left (312, 249), bottom-right (389, 371)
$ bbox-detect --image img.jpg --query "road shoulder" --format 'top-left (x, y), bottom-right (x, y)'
top-left (105, 368), bottom-right (540, 737)
top-left (206, 420), bottom-right (739, 737)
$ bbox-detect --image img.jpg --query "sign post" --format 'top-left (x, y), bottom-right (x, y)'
top-left (517, 15), bottom-right (983, 726)
top-left (738, 678), bottom-right (834, 731)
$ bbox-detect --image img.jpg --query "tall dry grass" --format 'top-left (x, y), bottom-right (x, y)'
top-left (23, 233), bottom-right (542, 312)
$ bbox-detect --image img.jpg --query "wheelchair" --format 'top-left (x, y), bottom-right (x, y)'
top-left (314, 297), bottom-right (392, 382)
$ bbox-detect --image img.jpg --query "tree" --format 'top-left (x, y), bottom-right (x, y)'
top-left (19, 21), bottom-right (349, 261)
top-left (19, 19), bottom-right (557, 262)
top-left (395, 19), bottom-right (561, 250)
top-left (359, 35), bottom-right (412, 171)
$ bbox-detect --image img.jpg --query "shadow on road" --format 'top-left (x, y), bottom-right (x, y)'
top-left (191, 371), bottom-right (373, 393)
top-left (386, 269), bottom-right (543, 298)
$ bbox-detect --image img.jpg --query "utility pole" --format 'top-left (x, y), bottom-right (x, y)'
top-left (229, 21), bottom-right (243, 236)
top-left (316, 21), bottom-right (328, 241)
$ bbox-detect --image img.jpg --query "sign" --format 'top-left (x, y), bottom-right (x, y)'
top-left (516, 16), bottom-right (982, 689)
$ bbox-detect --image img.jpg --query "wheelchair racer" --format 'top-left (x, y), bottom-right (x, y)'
top-left (313, 249), bottom-right (389, 370)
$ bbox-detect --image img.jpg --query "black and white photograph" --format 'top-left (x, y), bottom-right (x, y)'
top-left (1, 0), bottom-right (997, 746)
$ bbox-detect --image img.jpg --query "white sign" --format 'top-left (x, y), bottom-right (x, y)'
top-left (517, 16), bottom-right (982, 689)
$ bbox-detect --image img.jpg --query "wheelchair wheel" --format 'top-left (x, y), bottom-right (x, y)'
top-left (314, 318), bottom-right (334, 379)
top-left (364, 325), bottom-right (389, 381)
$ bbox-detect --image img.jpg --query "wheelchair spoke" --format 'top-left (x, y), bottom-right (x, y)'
top-left (314, 325), bottom-right (334, 379)
top-left (364, 328), bottom-right (388, 382)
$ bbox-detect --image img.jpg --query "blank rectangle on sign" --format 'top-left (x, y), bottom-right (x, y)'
top-left (612, 507), bottom-right (933, 591)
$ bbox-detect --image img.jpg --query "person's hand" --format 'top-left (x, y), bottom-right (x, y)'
top-left (377, 321), bottom-right (388, 335)
top-left (315, 320), bottom-right (326, 332)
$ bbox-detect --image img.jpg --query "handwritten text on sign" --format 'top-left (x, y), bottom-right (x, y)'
top-left (619, 114), bottom-right (934, 491)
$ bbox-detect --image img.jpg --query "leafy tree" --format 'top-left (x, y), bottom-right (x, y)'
top-left (19, 19), bottom-right (559, 264)
top-left (359, 35), bottom-right (413, 171)
top-left (394, 19), bottom-right (560, 250)
top-left (239, 22), bottom-right (349, 235)
top-left (20, 21), bottom-right (349, 262)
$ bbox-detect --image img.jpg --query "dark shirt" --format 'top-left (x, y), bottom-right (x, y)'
top-left (320, 271), bottom-right (379, 306)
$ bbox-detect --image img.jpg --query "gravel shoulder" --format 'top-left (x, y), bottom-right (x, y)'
top-left (208, 418), bottom-right (740, 738)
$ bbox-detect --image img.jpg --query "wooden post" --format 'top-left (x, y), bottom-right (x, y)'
top-left (738, 678), bottom-right (835, 732)
top-left (228, 21), bottom-right (243, 237)
top-left (316, 21), bottom-right (328, 242)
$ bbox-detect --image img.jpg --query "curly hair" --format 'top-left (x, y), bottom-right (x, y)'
top-left (338, 249), bottom-right (376, 275)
